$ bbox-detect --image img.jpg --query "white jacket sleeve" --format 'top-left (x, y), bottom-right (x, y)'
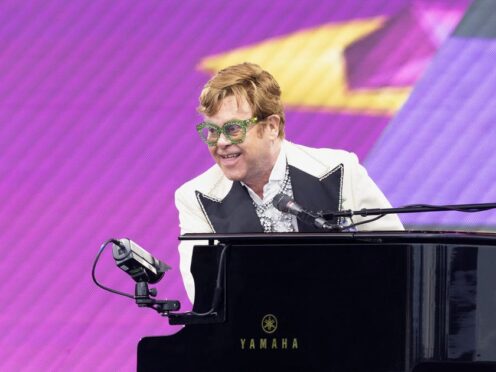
top-left (175, 186), bottom-right (214, 304)
top-left (345, 153), bottom-right (404, 231)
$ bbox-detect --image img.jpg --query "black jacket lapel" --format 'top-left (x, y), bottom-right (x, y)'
top-left (196, 182), bottom-right (263, 233)
top-left (289, 164), bottom-right (343, 232)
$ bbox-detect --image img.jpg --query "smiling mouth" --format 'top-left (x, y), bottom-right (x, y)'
top-left (220, 153), bottom-right (241, 159)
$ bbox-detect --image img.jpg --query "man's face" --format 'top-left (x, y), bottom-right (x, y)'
top-left (205, 95), bottom-right (280, 188)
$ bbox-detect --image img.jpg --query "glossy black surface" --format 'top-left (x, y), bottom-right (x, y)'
top-left (138, 232), bottom-right (496, 372)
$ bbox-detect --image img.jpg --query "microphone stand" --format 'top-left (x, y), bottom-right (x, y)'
top-left (320, 202), bottom-right (496, 225)
top-left (135, 281), bottom-right (181, 316)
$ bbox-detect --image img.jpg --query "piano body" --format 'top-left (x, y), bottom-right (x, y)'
top-left (138, 232), bottom-right (496, 372)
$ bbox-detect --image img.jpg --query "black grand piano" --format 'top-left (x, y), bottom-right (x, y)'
top-left (138, 232), bottom-right (496, 371)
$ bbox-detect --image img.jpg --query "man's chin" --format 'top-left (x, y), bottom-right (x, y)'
top-left (220, 168), bottom-right (245, 182)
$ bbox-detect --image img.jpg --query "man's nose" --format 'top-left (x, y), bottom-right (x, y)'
top-left (217, 132), bottom-right (231, 147)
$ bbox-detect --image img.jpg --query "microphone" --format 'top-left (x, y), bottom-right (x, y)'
top-left (272, 193), bottom-right (330, 229)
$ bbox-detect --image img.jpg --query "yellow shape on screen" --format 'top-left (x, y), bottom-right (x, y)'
top-left (199, 18), bottom-right (411, 116)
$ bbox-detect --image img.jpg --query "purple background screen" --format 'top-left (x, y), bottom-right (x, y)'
top-left (1, 0), bottom-right (495, 370)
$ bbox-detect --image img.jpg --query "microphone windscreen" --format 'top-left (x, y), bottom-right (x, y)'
top-left (272, 193), bottom-right (292, 212)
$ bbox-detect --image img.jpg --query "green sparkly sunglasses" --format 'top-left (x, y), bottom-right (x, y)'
top-left (196, 117), bottom-right (259, 146)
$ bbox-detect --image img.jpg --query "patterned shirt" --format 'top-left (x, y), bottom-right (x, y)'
top-left (242, 148), bottom-right (298, 232)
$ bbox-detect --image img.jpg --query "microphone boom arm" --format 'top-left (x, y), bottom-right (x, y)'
top-left (321, 202), bottom-right (496, 220)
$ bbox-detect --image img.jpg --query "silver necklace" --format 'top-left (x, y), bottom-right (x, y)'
top-left (253, 165), bottom-right (295, 233)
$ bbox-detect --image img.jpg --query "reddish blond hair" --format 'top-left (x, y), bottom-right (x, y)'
top-left (198, 62), bottom-right (285, 138)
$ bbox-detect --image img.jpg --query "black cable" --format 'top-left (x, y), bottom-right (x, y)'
top-left (344, 214), bottom-right (387, 231)
top-left (182, 243), bottom-right (229, 317)
top-left (92, 239), bottom-right (135, 299)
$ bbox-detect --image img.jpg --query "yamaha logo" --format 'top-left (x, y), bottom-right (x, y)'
top-left (239, 314), bottom-right (299, 351)
top-left (261, 314), bottom-right (278, 334)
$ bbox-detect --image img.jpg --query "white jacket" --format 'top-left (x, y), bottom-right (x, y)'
top-left (175, 141), bottom-right (404, 302)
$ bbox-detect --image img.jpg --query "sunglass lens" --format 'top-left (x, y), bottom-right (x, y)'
top-left (200, 126), bottom-right (219, 144)
top-left (224, 123), bottom-right (244, 142)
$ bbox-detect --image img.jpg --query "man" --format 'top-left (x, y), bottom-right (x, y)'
top-left (175, 63), bottom-right (403, 301)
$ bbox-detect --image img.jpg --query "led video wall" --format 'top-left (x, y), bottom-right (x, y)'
top-left (3, 0), bottom-right (495, 370)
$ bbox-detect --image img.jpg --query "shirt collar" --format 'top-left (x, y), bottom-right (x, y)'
top-left (242, 146), bottom-right (286, 205)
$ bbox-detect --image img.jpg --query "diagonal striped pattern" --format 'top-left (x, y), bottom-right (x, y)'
top-left (366, 0), bottom-right (496, 229)
top-left (0, 0), bottom-right (476, 370)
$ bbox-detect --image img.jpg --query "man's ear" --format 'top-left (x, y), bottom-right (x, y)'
top-left (266, 115), bottom-right (281, 139)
